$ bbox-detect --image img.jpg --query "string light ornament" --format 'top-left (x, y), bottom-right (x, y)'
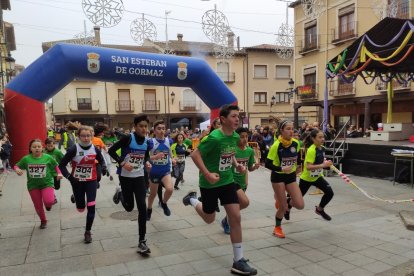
top-left (130, 15), bottom-right (157, 45)
top-left (275, 23), bottom-right (294, 59)
top-left (73, 29), bottom-right (98, 46)
top-left (82, 0), bottom-right (124, 28)
top-left (371, 0), bottom-right (398, 20)
top-left (302, 0), bottom-right (324, 20)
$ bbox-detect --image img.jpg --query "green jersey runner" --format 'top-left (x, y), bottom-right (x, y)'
top-left (16, 154), bottom-right (58, 190)
top-left (233, 146), bottom-right (255, 190)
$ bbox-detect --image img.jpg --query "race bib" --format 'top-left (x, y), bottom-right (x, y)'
top-left (128, 153), bottom-right (144, 171)
top-left (153, 152), bottom-right (168, 165)
top-left (310, 168), bottom-right (323, 177)
top-left (177, 154), bottom-right (185, 163)
top-left (74, 165), bottom-right (93, 180)
top-left (281, 157), bottom-right (297, 167)
top-left (234, 159), bottom-right (248, 173)
top-left (28, 164), bottom-right (47, 178)
top-left (219, 153), bottom-right (233, 172)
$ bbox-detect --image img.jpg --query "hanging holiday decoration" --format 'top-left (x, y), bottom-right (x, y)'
top-left (302, 0), bottom-right (324, 20)
top-left (130, 14), bottom-right (157, 45)
top-left (371, 0), bottom-right (399, 20)
top-left (202, 5), bottom-right (230, 44)
top-left (276, 23), bottom-right (294, 59)
top-left (82, 0), bottom-right (124, 28)
top-left (73, 29), bottom-right (98, 46)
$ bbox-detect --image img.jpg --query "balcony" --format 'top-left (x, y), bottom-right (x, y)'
top-left (331, 21), bottom-right (358, 45)
top-left (375, 79), bottom-right (412, 92)
top-left (297, 84), bottom-right (318, 101)
top-left (217, 71), bottom-right (235, 83)
top-left (329, 80), bottom-right (356, 97)
top-left (142, 100), bottom-right (160, 112)
top-left (179, 101), bottom-right (202, 111)
top-left (299, 35), bottom-right (320, 55)
top-left (69, 99), bottom-right (100, 112)
top-left (115, 100), bottom-right (134, 112)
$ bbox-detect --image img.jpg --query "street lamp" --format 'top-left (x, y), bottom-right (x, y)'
top-left (270, 95), bottom-right (276, 107)
top-left (170, 91), bottom-right (175, 104)
top-left (288, 78), bottom-right (297, 98)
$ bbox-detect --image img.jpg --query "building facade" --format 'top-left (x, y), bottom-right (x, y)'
top-left (290, 0), bottom-right (414, 130)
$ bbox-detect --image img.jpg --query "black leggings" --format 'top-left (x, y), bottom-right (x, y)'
top-left (71, 180), bottom-right (97, 231)
top-left (299, 177), bottom-right (334, 209)
top-left (119, 176), bottom-right (147, 241)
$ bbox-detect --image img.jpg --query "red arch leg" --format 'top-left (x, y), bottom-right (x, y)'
top-left (5, 89), bottom-right (46, 164)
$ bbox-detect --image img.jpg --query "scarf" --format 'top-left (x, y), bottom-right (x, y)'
top-left (278, 135), bottom-right (292, 148)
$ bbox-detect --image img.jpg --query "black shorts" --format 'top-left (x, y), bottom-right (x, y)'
top-left (200, 183), bottom-right (239, 214)
top-left (235, 183), bottom-right (247, 192)
top-left (271, 172), bottom-right (296, 185)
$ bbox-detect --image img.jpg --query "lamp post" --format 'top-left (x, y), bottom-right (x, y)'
top-left (170, 91), bottom-right (175, 104)
top-left (288, 78), bottom-right (296, 98)
top-left (270, 95), bottom-right (276, 107)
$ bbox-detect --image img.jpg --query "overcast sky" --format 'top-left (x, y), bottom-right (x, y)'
top-left (5, 0), bottom-right (293, 67)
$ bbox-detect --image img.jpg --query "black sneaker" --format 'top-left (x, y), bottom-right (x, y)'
top-left (84, 231), bottom-right (92, 243)
top-left (231, 258), bottom-right (257, 275)
top-left (40, 221), bottom-right (47, 229)
top-left (46, 206), bottom-right (52, 211)
top-left (146, 208), bottom-right (152, 221)
top-left (137, 239), bottom-right (151, 254)
top-left (174, 185), bottom-right (180, 190)
top-left (70, 194), bottom-right (75, 204)
top-left (315, 207), bottom-right (332, 221)
top-left (113, 187), bottom-right (121, 204)
top-left (97, 182), bottom-right (100, 189)
top-left (183, 191), bottom-right (198, 206)
top-left (53, 195), bottom-right (58, 204)
top-left (109, 175), bottom-right (113, 181)
top-left (284, 210), bottom-right (290, 220)
top-left (161, 202), bottom-right (171, 216)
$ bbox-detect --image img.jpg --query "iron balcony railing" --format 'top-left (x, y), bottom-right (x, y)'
top-left (179, 101), bottom-right (202, 111)
top-left (142, 100), bottom-right (160, 111)
top-left (115, 100), bottom-right (134, 112)
top-left (331, 21), bottom-right (358, 44)
top-left (217, 71), bottom-right (235, 83)
top-left (297, 83), bottom-right (318, 100)
top-left (69, 99), bottom-right (100, 111)
top-left (329, 80), bottom-right (356, 97)
top-left (375, 79), bottom-right (412, 92)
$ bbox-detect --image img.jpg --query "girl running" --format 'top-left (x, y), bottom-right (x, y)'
top-left (171, 133), bottom-right (190, 190)
top-left (59, 125), bottom-right (107, 243)
top-left (299, 129), bottom-right (334, 220)
top-left (266, 120), bottom-right (304, 238)
top-left (44, 138), bottom-right (64, 204)
top-left (15, 139), bottom-right (63, 229)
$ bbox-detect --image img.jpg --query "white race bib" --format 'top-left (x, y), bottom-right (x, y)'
top-left (219, 153), bottom-right (233, 172)
top-left (177, 154), bottom-right (185, 163)
top-left (153, 153), bottom-right (168, 165)
top-left (281, 157), bottom-right (296, 167)
top-left (128, 153), bottom-right (145, 171)
top-left (28, 164), bottom-right (47, 178)
top-left (310, 168), bottom-right (323, 177)
top-left (234, 159), bottom-right (248, 173)
top-left (74, 165), bottom-right (93, 180)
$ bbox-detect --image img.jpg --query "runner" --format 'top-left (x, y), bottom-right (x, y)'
top-left (182, 104), bottom-right (257, 276)
top-left (221, 127), bottom-right (260, 235)
top-left (44, 137), bottom-right (64, 204)
top-left (15, 139), bottom-right (63, 229)
top-left (265, 120), bottom-right (304, 239)
top-left (59, 125), bottom-right (107, 243)
top-left (299, 129), bottom-right (334, 220)
top-left (171, 133), bottom-right (191, 190)
top-left (108, 114), bottom-right (152, 254)
top-left (146, 120), bottom-right (176, 220)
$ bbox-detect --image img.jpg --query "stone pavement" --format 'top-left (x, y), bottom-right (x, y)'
top-left (1, 160), bottom-right (414, 276)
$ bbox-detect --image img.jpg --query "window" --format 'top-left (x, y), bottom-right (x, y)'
top-left (338, 5), bottom-right (355, 40)
top-left (395, 0), bottom-right (409, 19)
top-left (217, 61), bottom-right (229, 73)
top-left (254, 92), bottom-right (267, 104)
top-left (275, 65), bottom-right (290, 79)
top-left (304, 67), bottom-right (316, 86)
top-left (274, 92), bottom-right (290, 103)
top-left (117, 89), bottom-right (131, 111)
top-left (76, 88), bottom-right (91, 110)
top-left (144, 89), bottom-right (158, 111)
top-left (304, 22), bottom-right (317, 50)
top-left (181, 88), bottom-right (198, 110)
top-left (254, 65), bottom-right (267, 78)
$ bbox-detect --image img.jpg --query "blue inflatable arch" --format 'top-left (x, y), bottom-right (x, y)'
top-left (5, 43), bottom-right (237, 163)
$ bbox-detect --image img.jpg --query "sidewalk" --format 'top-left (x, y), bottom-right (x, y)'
top-left (1, 160), bottom-right (414, 276)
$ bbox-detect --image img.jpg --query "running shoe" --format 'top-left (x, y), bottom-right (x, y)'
top-left (70, 194), bottom-right (75, 204)
top-left (46, 206), bottom-right (52, 211)
top-left (273, 226), bottom-right (285, 238)
top-left (146, 208), bottom-right (152, 221)
top-left (231, 258), bottom-right (258, 275)
top-left (112, 187), bottom-right (121, 204)
top-left (84, 231), bottom-right (92, 243)
top-left (183, 191), bottom-right (197, 206)
top-left (53, 195), bottom-right (58, 205)
top-left (315, 207), bottom-right (332, 221)
top-left (174, 185), bottom-right (180, 190)
top-left (109, 175), bottom-right (113, 181)
top-left (160, 202), bottom-right (171, 216)
top-left (40, 221), bottom-right (47, 229)
top-left (284, 210), bottom-right (290, 220)
top-left (221, 217), bottom-right (230, 235)
top-left (137, 239), bottom-right (151, 254)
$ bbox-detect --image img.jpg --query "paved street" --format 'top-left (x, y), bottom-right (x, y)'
top-left (1, 160), bottom-right (414, 276)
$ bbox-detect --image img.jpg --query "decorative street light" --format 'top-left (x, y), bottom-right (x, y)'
top-left (270, 95), bottom-right (276, 107)
top-left (288, 78), bottom-right (297, 98)
top-left (170, 91), bottom-right (175, 104)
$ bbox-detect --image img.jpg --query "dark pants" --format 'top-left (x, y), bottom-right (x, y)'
top-left (299, 177), bottom-right (334, 208)
top-left (71, 180), bottom-right (97, 231)
top-left (119, 176), bottom-right (147, 241)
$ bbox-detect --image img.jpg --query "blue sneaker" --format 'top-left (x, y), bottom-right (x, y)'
top-left (221, 217), bottom-right (230, 235)
top-left (231, 258), bottom-right (257, 275)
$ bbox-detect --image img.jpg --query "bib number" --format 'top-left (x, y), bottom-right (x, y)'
top-left (219, 154), bottom-right (233, 172)
top-left (310, 168), bottom-right (322, 177)
top-left (234, 160), bottom-right (248, 173)
top-left (281, 158), bottom-right (296, 167)
top-left (74, 165), bottom-right (93, 180)
top-left (128, 154), bottom-right (144, 171)
top-left (177, 154), bottom-right (185, 163)
top-left (28, 164), bottom-right (46, 178)
top-left (153, 153), bottom-right (168, 165)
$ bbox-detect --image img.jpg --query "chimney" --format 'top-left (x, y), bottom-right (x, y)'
top-left (227, 32), bottom-right (234, 48)
top-left (94, 26), bottom-right (101, 45)
top-left (177, 33), bottom-right (183, 42)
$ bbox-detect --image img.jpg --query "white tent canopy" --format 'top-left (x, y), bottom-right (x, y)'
top-left (200, 119), bottom-right (210, 131)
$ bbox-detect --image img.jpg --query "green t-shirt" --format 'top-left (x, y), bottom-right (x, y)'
top-left (44, 148), bottom-right (64, 164)
top-left (300, 144), bottom-right (324, 182)
top-left (16, 154), bottom-right (58, 191)
top-left (197, 129), bottom-right (239, 189)
top-left (102, 136), bottom-right (117, 147)
top-left (267, 138), bottom-right (301, 174)
top-left (183, 138), bottom-right (192, 148)
top-left (233, 146), bottom-right (255, 190)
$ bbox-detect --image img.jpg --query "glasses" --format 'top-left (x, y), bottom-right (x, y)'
top-left (80, 135), bottom-right (92, 138)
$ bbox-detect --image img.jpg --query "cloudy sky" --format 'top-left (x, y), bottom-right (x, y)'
top-left (5, 0), bottom-right (293, 67)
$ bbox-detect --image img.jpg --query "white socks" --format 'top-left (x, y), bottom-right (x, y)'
top-left (189, 197), bottom-right (200, 208)
top-left (232, 242), bottom-right (243, 262)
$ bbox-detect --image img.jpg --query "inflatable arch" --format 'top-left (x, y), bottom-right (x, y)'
top-left (5, 43), bottom-right (237, 163)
